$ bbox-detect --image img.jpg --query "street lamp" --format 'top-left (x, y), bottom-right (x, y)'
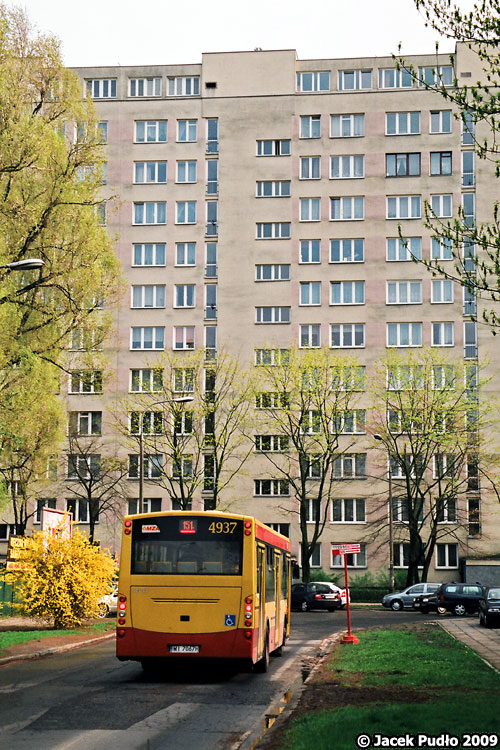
top-left (374, 434), bottom-right (395, 592)
top-left (138, 395), bottom-right (195, 515)
top-left (0, 259), bottom-right (45, 271)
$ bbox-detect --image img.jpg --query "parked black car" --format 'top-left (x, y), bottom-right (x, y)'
top-left (414, 582), bottom-right (484, 616)
top-left (478, 586), bottom-right (500, 628)
top-left (291, 582), bottom-right (342, 612)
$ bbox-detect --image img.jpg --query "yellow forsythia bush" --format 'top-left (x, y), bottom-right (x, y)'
top-left (18, 530), bottom-right (116, 629)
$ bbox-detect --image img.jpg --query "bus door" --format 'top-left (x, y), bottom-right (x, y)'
top-left (256, 544), bottom-right (265, 658)
top-left (274, 550), bottom-right (281, 651)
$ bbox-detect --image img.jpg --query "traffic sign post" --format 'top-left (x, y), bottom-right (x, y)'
top-left (331, 544), bottom-right (360, 645)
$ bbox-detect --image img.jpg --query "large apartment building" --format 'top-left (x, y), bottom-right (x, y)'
top-left (2, 44), bottom-right (499, 579)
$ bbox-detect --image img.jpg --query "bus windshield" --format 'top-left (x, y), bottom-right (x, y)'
top-left (131, 515), bottom-right (243, 575)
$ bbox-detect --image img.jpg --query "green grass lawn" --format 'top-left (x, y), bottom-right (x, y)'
top-left (0, 621), bottom-right (114, 654)
top-left (283, 626), bottom-right (500, 750)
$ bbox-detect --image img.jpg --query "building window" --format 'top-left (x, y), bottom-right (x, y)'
top-left (168, 76), bottom-right (200, 96)
top-left (268, 522), bottom-right (290, 536)
top-left (135, 120), bottom-right (167, 143)
top-left (130, 368), bottom-right (163, 393)
top-left (255, 392), bottom-right (289, 409)
top-left (176, 242), bottom-right (196, 266)
top-left (331, 323), bottom-right (365, 348)
top-left (330, 155), bottom-right (364, 179)
top-left (68, 455), bottom-right (100, 480)
top-left (462, 151), bottom-right (475, 187)
top-left (437, 497), bottom-right (457, 523)
top-left (431, 279), bottom-right (454, 303)
top-left (34, 498), bottom-right (56, 525)
top-left (300, 239), bottom-right (321, 264)
top-left (419, 66), bottom-right (454, 87)
top-left (131, 327), bottom-right (165, 350)
top-left (128, 454), bottom-right (162, 480)
top-left (174, 285), bottom-right (195, 308)
top-left (131, 285), bottom-right (166, 309)
top-left (330, 196), bottom-right (364, 220)
top-left (173, 368), bottom-right (194, 393)
top-left (256, 180), bottom-right (291, 197)
top-left (394, 542), bottom-right (411, 568)
top-left (300, 115), bottom-right (321, 138)
top-left (176, 201), bottom-right (197, 224)
top-left (128, 498), bottom-right (162, 515)
top-left (332, 365), bottom-right (366, 391)
top-left (133, 243), bottom-right (166, 267)
top-left (254, 349), bottom-right (289, 366)
top-left (300, 156), bottom-right (321, 179)
top-left (205, 284), bottom-right (217, 321)
top-left (387, 237), bottom-right (422, 261)
top-left (205, 326), bottom-right (217, 359)
top-left (256, 306), bottom-right (290, 324)
top-left (256, 222), bottom-right (291, 239)
top-left (300, 198), bottom-right (321, 221)
top-left (378, 68), bottom-right (412, 88)
top-left (69, 371), bottom-right (102, 394)
top-left (387, 322), bottom-right (422, 347)
top-left (133, 202), bottom-right (166, 225)
top-left (254, 479), bottom-right (289, 496)
top-left (386, 111), bottom-right (420, 135)
top-left (256, 264), bottom-right (290, 281)
top-left (330, 114), bottom-right (364, 138)
top-left (432, 322), bottom-right (454, 346)
top-left (176, 160), bottom-right (197, 183)
top-left (173, 326), bottom-right (195, 350)
top-left (86, 79), bottom-right (116, 99)
top-left (462, 193), bottom-right (475, 226)
top-left (330, 281), bottom-right (365, 305)
top-left (338, 70), bottom-right (372, 90)
top-left (330, 239), bottom-right (364, 263)
top-left (300, 324), bottom-right (321, 348)
top-left (205, 242), bottom-right (217, 277)
top-left (332, 453), bottom-right (366, 478)
top-left (129, 77), bottom-right (161, 97)
top-left (129, 411), bottom-right (163, 436)
top-left (386, 153), bottom-right (421, 177)
top-left (97, 121), bottom-right (108, 142)
top-left (332, 543), bottom-right (366, 568)
top-left (332, 498), bottom-right (366, 523)
top-left (206, 118), bottom-right (219, 153)
top-left (436, 543), bottom-right (458, 568)
top-left (256, 139), bottom-right (291, 156)
top-left (297, 72), bottom-right (330, 92)
top-left (66, 498), bottom-right (93, 524)
top-left (254, 435), bottom-right (289, 452)
top-left (432, 365), bottom-right (455, 391)
top-left (386, 280), bottom-right (422, 305)
top-left (430, 194), bottom-right (453, 218)
top-left (177, 120), bottom-right (197, 142)
top-left (69, 411), bottom-right (102, 437)
top-left (386, 195), bottom-right (421, 219)
top-left (430, 151), bottom-right (452, 176)
top-left (430, 110), bottom-right (452, 134)
top-left (431, 237), bottom-right (453, 261)
top-left (468, 496), bottom-right (481, 536)
top-left (462, 111), bottom-right (475, 145)
top-left (334, 409), bottom-right (366, 435)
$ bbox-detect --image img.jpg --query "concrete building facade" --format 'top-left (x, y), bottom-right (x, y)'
top-left (2, 44), bottom-right (499, 581)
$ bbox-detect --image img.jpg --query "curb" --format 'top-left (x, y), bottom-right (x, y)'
top-left (0, 632), bottom-right (115, 666)
top-left (237, 632), bottom-right (342, 750)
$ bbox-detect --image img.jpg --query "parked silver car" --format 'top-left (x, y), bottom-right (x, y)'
top-left (381, 582), bottom-right (442, 611)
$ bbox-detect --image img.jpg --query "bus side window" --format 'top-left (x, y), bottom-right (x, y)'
top-left (266, 546), bottom-right (276, 602)
top-left (281, 553), bottom-right (288, 598)
top-left (256, 545), bottom-right (263, 602)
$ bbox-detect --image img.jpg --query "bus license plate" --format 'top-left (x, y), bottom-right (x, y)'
top-left (169, 645), bottom-right (200, 653)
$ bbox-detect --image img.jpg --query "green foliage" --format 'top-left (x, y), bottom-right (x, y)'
top-left (0, 621), bottom-right (113, 652)
top-left (17, 530), bottom-right (115, 629)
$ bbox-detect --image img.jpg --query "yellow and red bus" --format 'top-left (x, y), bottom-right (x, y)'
top-left (116, 511), bottom-right (291, 672)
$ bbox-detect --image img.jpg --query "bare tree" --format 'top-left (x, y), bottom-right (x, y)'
top-left (253, 347), bottom-right (365, 582)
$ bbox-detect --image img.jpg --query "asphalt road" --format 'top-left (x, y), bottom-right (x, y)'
top-left (0, 608), bottom-right (447, 750)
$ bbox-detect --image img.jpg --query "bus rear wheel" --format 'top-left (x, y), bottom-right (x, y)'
top-left (254, 628), bottom-right (270, 673)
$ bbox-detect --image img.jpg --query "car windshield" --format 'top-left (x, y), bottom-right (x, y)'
top-left (487, 588), bottom-right (500, 600)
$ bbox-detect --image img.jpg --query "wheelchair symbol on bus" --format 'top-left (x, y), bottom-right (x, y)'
top-left (225, 614), bottom-right (236, 627)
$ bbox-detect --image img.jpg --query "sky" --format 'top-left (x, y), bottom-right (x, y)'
top-left (12, 0), bottom-right (465, 68)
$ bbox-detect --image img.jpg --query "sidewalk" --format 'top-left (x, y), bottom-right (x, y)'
top-left (439, 617), bottom-right (500, 671)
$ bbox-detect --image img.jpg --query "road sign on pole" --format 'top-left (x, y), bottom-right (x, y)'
top-left (332, 544), bottom-right (360, 645)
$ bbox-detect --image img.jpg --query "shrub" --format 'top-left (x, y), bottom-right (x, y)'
top-left (17, 530), bottom-right (115, 629)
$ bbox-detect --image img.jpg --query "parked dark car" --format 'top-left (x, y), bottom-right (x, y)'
top-left (381, 583), bottom-right (441, 611)
top-left (414, 582), bottom-right (484, 616)
top-left (291, 582), bottom-right (341, 612)
top-left (478, 586), bottom-right (500, 628)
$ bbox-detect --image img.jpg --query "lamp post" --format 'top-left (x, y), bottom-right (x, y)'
top-left (374, 434), bottom-right (395, 592)
top-left (138, 395), bottom-right (194, 515)
top-left (0, 259), bottom-right (45, 271)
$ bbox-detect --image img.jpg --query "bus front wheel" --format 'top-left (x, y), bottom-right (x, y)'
top-left (254, 627), bottom-right (270, 673)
